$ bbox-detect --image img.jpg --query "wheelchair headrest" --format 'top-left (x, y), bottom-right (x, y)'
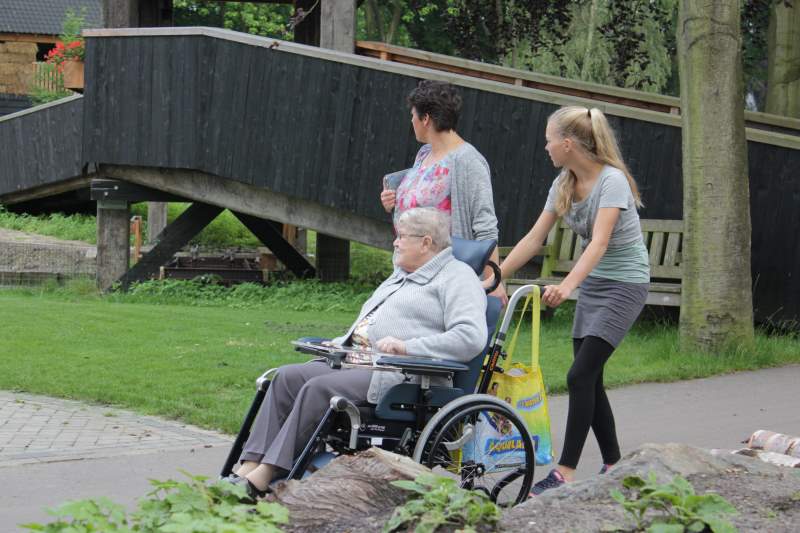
top-left (451, 237), bottom-right (497, 275)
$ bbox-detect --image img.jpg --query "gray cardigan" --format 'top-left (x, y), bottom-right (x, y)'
top-left (332, 248), bottom-right (488, 404)
top-left (400, 143), bottom-right (499, 242)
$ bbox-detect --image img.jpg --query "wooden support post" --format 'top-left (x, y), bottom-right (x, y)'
top-left (103, 0), bottom-right (138, 27)
top-left (316, 233), bottom-right (350, 282)
top-left (118, 202), bottom-right (223, 288)
top-left (96, 200), bottom-right (130, 290)
top-left (233, 212), bottom-right (316, 278)
top-left (314, 0), bottom-right (356, 282)
top-left (147, 202), bottom-right (168, 244)
top-left (320, 0), bottom-right (356, 54)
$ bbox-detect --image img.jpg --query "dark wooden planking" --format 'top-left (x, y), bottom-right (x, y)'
top-left (0, 94), bottom-right (31, 117)
top-left (0, 98), bottom-right (83, 198)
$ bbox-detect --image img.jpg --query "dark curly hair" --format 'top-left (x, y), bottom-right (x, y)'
top-left (406, 80), bottom-right (463, 132)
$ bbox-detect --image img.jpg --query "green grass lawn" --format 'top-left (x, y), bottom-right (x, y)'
top-left (1, 287), bottom-right (798, 436)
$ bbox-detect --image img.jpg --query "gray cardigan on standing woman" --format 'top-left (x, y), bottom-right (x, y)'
top-left (406, 143), bottom-right (499, 242)
top-left (332, 248), bottom-right (488, 404)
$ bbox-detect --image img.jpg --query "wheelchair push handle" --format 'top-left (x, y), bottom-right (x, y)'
top-left (484, 260), bottom-right (502, 294)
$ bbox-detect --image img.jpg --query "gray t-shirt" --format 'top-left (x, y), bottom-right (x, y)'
top-left (544, 166), bottom-right (649, 283)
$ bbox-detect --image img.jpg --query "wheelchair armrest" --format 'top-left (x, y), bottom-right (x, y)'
top-left (374, 355), bottom-right (469, 377)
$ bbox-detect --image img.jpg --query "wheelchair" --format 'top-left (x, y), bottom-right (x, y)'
top-left (221, 238), bottom-right (539, 505)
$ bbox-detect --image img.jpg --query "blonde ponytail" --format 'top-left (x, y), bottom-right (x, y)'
top-left (550, 106), bottom-right (642, 215)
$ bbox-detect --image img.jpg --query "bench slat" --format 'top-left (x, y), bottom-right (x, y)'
top-left (649, 265), bottom-right (682, 280)
top-left (663, 232), bottom-right (681, 267)
top-left (649, 232), bottom-right (665, 266)
top-left (559, 228), bottom-right (575, 260)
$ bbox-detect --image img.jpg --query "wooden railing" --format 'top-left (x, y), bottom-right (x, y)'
top-left (31, 62), bottom-right (63, 93)
top-left (355, 41), bottom-right (800, 136)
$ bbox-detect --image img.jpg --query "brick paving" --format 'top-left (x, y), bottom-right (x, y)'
top-left (0, 391), bottom-right (231, 467)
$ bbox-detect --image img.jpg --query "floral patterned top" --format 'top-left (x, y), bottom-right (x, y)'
top-left (346, 310), bottom-right (375, 364)
top-left (393, 146), bottom-right (453, 231)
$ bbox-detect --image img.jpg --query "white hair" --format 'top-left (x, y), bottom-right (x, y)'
top-left (397, 208), bottom-right (451, 252)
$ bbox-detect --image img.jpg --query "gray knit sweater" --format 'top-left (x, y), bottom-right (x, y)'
top-left (401, 143), bottom-right (499, 242)
top-left (332, 248), bottom-right (487, 404)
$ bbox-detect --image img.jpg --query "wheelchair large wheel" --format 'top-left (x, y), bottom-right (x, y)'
top-left (413, 395), bottom-right (535, 506)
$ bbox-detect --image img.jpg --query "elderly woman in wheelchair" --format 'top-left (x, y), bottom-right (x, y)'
top-left (223, 207), bottom-right (537, 504)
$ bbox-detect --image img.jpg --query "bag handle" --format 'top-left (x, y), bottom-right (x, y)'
top-left (504, 285), bottom-right (542, 370)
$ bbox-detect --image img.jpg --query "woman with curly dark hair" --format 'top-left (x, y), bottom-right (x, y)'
top-left (380, 80), bottom-right (504, 300)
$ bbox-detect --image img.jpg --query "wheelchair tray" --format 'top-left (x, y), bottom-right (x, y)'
top-left (291, 340), bottom-right (467, 376)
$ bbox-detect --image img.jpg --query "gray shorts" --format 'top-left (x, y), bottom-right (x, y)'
top-left (572, 275), bottom-right (648, 348)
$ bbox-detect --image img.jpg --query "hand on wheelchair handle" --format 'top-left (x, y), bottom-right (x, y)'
top-left (376, 336), bottom-right (406, 355)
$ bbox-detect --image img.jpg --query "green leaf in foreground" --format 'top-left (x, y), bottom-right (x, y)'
top-left (384, 473), bottom-right (501, 532)
top-left (611, 472), bottom-right (738, 533)
top-left (21, 471), bottom-right (289, 532)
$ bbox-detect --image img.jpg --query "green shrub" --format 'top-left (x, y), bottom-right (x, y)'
top-left (0, 205), bottom-right (96, 243)
top-left (22, 472), bottom-right (289, 533)
top-left (384, 473), bottom-right (501, 533)
top-left (610, 472), bottom-right (738, 533)
top-left (110, 278), bottom-right (376, 313)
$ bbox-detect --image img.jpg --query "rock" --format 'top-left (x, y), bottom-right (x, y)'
top-left (269, 447), bottom-right (430, 533)
top-left (500, 443), bottom-right (800, 532)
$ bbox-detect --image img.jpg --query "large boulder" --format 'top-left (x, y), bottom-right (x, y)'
top-left (501, 443), bottom-right (800, 532)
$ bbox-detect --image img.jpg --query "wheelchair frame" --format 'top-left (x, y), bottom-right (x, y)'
top-left (221, 284), bottom-right (541, 505)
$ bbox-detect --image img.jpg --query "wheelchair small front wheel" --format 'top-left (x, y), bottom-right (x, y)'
top-left (416, 401), bottom-right (535, 506)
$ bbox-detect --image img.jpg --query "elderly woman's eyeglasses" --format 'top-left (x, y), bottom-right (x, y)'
top-left (396, 233), bottom-right (427, 241)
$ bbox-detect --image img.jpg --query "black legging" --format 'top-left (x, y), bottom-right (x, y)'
top-left (558, 336), bottom-right (621, 469)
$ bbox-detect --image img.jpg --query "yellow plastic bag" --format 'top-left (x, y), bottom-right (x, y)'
top-left (485, 287), bottom-right (554, 465)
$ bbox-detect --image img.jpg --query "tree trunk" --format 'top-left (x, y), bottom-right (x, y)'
top-left (677, 0), bottom-right (754, 353)
top-left (385, 1), bottom-right (404, 44)
top-left (765, 0), bottom-right (800, 117)
top-left (581, 0), bottom-right (598, 79)
top-left (271, 447), bottom-right (429, 532)
top-left (364, 0), bottom-right (383, 41)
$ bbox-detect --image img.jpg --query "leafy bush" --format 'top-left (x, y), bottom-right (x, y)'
top-left (112, 278), bottom-right (376, 313)
top-left (384, 473), bottom-right (501, 533)
top-left (22, 472), bottom-right (289, 533)
top-left (610, 472), bottom-right (738, 533)
top-left (0, 205), bottom-right (97, 243)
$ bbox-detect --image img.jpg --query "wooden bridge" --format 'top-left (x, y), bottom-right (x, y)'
top-left (0, 27), bottom-right (798, 324)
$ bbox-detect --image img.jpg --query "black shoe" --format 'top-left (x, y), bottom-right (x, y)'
top-left (230, 475), bottom-right (268, 503)
top-left (529, 469), bottom-right (566, 496)
top-left (599, 463), bottom-right (615, 475)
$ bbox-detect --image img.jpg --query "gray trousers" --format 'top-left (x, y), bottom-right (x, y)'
top-left (239, 360), bottom-right (372, 471)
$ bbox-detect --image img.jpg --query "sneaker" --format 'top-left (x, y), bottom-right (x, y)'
top-left (599, 463), bottom-right (615, 475)
top-left (530, 469), bottom-right (566, 496)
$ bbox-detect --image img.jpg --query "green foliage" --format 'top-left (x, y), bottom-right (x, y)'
top-left (173, 0), bottom-right (294, 39)
top-left (28, 62), bottom-right (72, 105)
top-left (518, 0), bottom-right (677, 94)
top-left (28, 8), bottom-right (87, 105)
top-left (116, 278), bottom-right (375, 313)
top-left (384, 473), bottom-right (501, 533)
top-left (59, 8), bottom-right (87, 61)
top-left (21, 471), bottom-right (289, 532)
top-left (0, 205), bottom-right (96, 242)
top-left (610, 472), bottom-right (738, 533)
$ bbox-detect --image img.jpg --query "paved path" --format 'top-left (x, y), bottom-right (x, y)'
top-left (0, 392), bottom-right (231, 530)
top-left (2, 365), bottom-right (799, 530)
top-left (0, 392), bottom-right (230, 467)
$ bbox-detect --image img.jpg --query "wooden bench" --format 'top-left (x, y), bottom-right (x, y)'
top-left (501, 219), bottom-right (684, 307)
